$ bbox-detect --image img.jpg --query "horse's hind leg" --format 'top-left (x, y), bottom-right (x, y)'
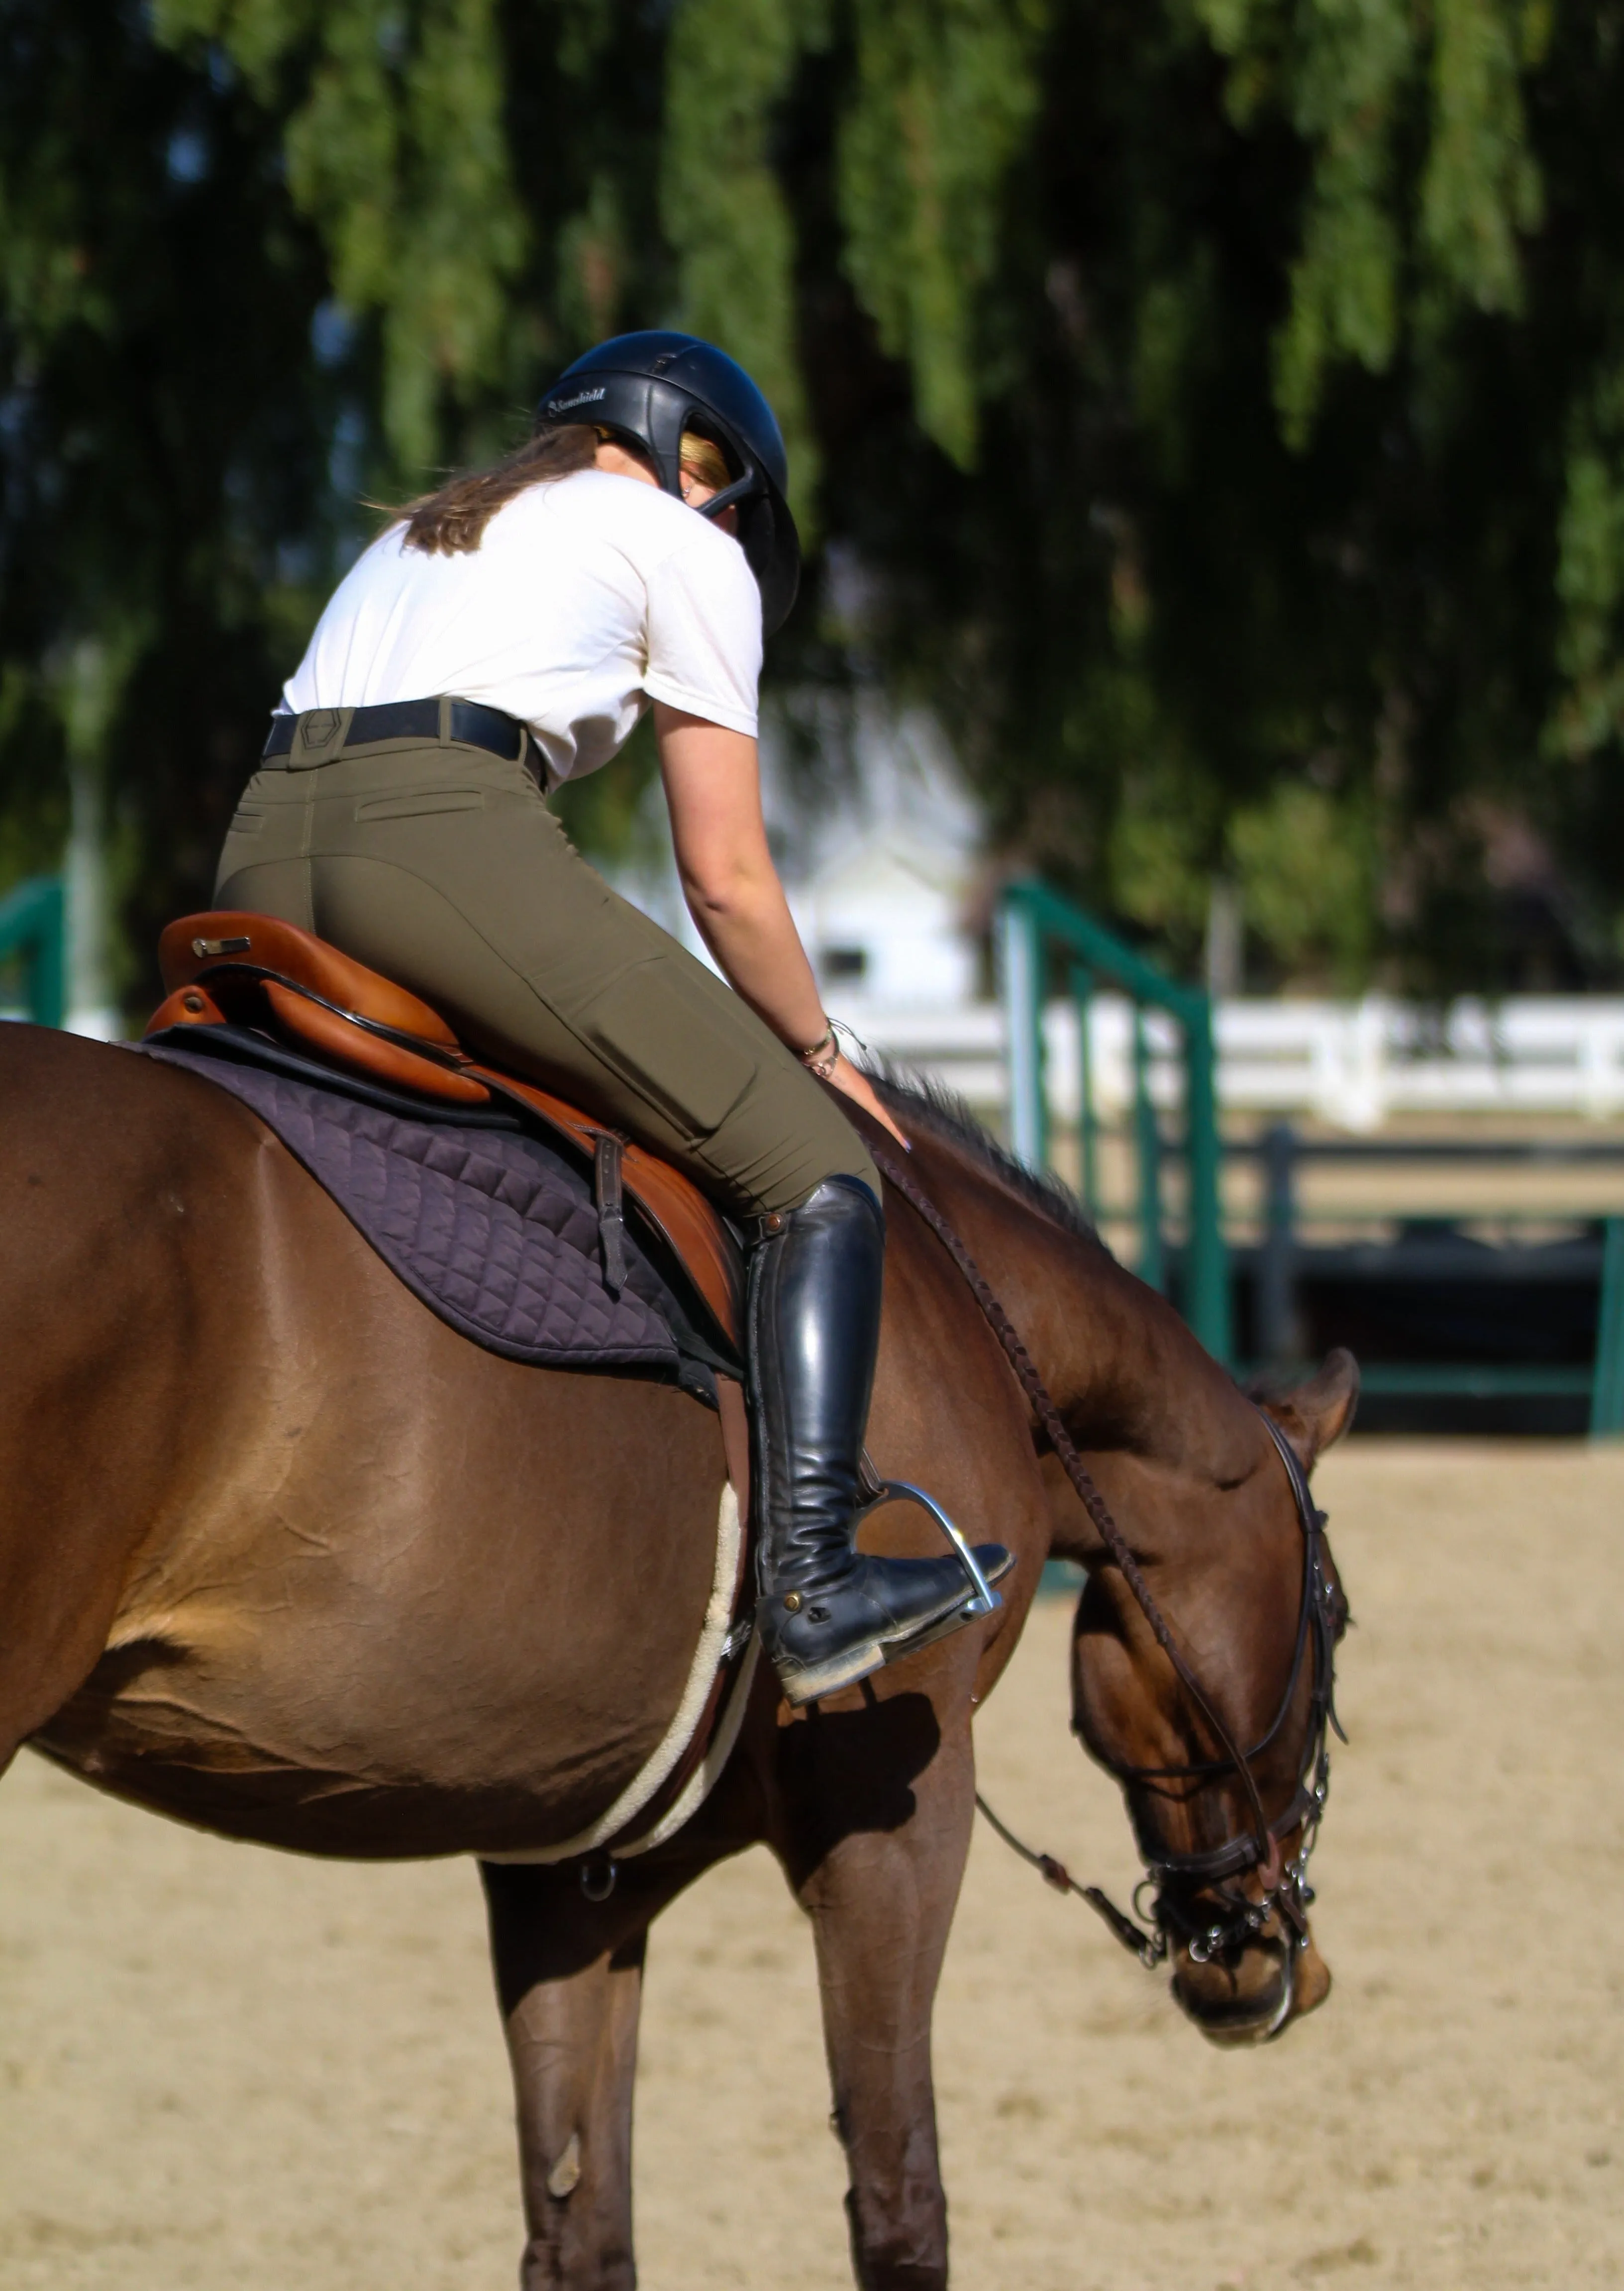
top-left (480, 1861), bottom-right (654, 2291)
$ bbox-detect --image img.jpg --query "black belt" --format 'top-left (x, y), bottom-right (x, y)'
top-left (263, 698), bottom-right (527, 763)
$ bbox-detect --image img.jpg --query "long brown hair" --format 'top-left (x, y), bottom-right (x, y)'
top-left (391, 425), bottom-right (600, 555)
top-left (390, 423), bottom-right (737, 556)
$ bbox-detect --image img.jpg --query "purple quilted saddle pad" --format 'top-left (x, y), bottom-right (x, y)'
top-left (140, 1040), bottom-right (719, 1394)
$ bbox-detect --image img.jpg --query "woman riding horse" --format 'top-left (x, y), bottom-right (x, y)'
top-left (212, 330), bottom-right (1008, 1708)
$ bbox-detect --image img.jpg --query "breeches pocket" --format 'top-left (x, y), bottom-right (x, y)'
top-left (353, 788), bottom-right (488, 823)
top-left (576, 963), bottom-right (758, 1137)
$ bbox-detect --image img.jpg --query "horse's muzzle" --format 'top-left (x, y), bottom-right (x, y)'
top-left (1170, 1926), bottom-right (1332, 2047)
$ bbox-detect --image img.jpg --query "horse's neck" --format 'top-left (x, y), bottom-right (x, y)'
top-left (909, 1129), bottom-right (1251, 1509)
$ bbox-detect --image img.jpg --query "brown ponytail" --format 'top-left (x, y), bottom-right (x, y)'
top-left (386, 420), bottom-right (736, 555)
top-left (389, 424), bottom-right (600, 555)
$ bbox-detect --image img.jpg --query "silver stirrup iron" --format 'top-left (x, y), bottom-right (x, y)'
top-left (867, 1479), bottom-right (1003, 1622)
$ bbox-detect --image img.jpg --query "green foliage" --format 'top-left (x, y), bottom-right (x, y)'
top-left (662, 0), bottom-right (817, 521)
top-left (837, 0), bottom-right (1045, 465)
top-left (155, 0), bottom-right (526, 476)
top-left (1285, 8), bottom-right (1411, 440)
top-left (1420, 0), bottom-right (1542, 312)
top-left (1227, 781), bottom-right (1376, 987)
top-left (1199, 0), bottom-right (1544, 444)
top-left (1551, 378), bottom-right (1624, 766)
top-left (824, 0), bottom-right (1623, 987)
top-left (6, 0), bottom-right (1624, 1006)
top-left (0, 0), bottom-right (343, 967)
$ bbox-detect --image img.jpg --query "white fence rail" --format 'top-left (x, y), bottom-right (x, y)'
top-left (844, 995), bottom-right (1624, 1131)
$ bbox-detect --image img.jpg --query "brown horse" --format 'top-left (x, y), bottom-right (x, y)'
top-left (0, 1023), bottom-right (1355, 2290)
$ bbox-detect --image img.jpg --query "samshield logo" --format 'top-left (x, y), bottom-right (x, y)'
top-left (547, 387), bottom-right (608, 414)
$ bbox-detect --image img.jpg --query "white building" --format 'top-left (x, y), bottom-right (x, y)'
top-left (606, 713), bottom-right (1624, 1132)
top-left (606, 697), bottom-right (986, 1015)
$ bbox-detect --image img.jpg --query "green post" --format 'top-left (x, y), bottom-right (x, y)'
top-left (1070, 964), bottom-right (1099, 1224)
top-left (997, 878), bottom-right (1232, 1366)
top-left (32, 876), bottom-right (66, 1029)
top-left (1000, 890), bottom-right (1048, 1170)
top-left (1181, 996), bottom-right (1232, 1364)
top-left (0, 876), bottom-right (67, 1029)
top-left (1133, 1010), bottom-right (1165, 1291)
top-left (1591, 1218), bottom-right (1624, 1437)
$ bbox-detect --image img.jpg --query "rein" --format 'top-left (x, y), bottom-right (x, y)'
top-left (869, 1140), bottom-right (1341, 1972)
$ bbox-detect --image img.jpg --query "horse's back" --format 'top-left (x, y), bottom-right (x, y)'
top-left (0, 1028), bottom-right (726, 1856)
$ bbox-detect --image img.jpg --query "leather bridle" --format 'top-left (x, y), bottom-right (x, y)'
top-left (1098, 1411), bottom-right (1345, 1970)
top-left (869, 1141), bottom-right (1345, 1974)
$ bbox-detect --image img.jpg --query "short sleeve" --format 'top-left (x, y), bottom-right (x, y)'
top-left (641, 528), bottom-right (763, 737)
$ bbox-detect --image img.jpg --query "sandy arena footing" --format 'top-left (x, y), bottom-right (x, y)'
top-left (2, 1440), bottom-right (1621, 2289)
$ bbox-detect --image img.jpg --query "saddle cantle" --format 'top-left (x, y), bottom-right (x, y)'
top-left (147, 911), bottom-right (743, 1355)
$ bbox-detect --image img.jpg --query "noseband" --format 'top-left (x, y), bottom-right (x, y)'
top-left (870, 1143), bottom-right (1344, 1974)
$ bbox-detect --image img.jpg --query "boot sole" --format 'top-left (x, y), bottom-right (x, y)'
top-left (777, 1589), bottom-right (1002, 1708)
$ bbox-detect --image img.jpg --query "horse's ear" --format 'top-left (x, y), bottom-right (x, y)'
top-left (1257, 1349), bottom-right (1359, 1472)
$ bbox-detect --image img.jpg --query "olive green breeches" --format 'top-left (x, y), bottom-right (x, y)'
top-left (213, 724), bottom-right (877, 1218)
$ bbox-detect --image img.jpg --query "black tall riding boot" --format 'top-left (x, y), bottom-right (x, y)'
top-left (746, 1173), bottom-right (1011, 1706)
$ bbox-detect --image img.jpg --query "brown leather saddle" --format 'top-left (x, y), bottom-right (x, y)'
top-left (146, 911), bottom-right (744, 1357)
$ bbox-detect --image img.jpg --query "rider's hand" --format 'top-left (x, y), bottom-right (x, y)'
top-left (825, 1053), bottom-right (911, 1151)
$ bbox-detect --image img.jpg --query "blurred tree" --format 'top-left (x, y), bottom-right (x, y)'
top-left (802, 0), bottom-right (1624, 991)
top-left (0, 0), bottom-right (345, 985)
top-left (2, 0), bottom-right (1622, 1002)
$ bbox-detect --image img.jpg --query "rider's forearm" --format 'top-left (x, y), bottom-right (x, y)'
top-left (662, 716), bottom-right (910, 1144)
top-left (656, 703), bottom-right (830, 1055)
top-left (685, 872), bottom-right (911, 1148)
top-left (681, 866), bottom-right (829, 1053)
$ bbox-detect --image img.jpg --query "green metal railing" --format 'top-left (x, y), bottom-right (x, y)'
top-left (1587, 1217), bottom-right (1624, 1436)
top-left (999, 878), bottom-right (1231, 1365)
top-left (0, 875), bottom-right (66, 1029)
top-left (996, 884), bottom-right (1624, 1426)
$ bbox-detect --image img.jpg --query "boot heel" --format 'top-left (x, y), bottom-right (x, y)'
top-left (876, 1594), bottom-right (991, 1669)
top-left (778, 1640), bottom-right (887, 1707)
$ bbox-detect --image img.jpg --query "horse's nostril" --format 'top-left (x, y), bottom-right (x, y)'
top-left (1172, 1932), bottom-right (1310, 2048)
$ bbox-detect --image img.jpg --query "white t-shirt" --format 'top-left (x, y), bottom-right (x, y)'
top-left (280, 468), bottom-right (763, 786)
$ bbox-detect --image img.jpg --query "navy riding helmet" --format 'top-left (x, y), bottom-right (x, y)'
top-left (535, 331), bottom-right (801, 636)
